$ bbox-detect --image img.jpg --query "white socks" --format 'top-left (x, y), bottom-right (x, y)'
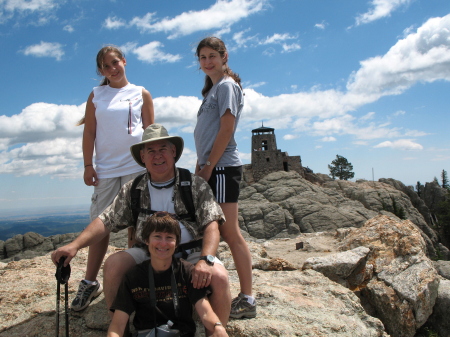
top-left (243, 294), bottom-right (255, 305)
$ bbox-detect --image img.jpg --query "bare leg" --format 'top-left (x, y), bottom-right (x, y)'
top-left (219, 202), bottom-right (253, 296)
top-left (103, 251), bottom-right (137, 317)
top-left (207, 263), bottom-right (231, 333)
top-left (85, 233), bottom-right (110, 281)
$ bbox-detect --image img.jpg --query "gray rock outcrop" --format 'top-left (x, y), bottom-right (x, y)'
top-left (427, 279), bottom-right (450, 337)
top-left (338, 215), bottom-right (440, 337)
top-left (238, 171), bottom-right (441, 259)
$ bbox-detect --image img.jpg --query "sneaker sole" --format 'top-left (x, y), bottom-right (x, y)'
top-left (229, 311), bottom-right (257, 319)
top-left (71, 287), bottom-right (103, 312)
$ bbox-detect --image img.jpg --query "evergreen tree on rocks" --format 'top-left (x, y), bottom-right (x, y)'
top-left (328, 155), bottom-right (355, 180)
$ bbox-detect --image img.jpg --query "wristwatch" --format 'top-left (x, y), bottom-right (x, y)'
top-left (205, 160), bottom-right (212, 166)
top-left (199, 255), bottom-right (215, 266)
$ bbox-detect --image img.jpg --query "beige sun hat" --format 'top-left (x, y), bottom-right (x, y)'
top-left (130, 124), bottom-right (184, 167)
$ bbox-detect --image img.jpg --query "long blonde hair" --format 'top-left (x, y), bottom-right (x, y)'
top-left (76, 45), bottom-right (126, 126)
top-left (196, 37), bottom-right (242, 97)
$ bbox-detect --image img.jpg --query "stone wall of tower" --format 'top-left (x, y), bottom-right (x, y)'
top-left (249, 126), bottom-right (304, 182)
top-left (251, 133), bottom-right (278, 152)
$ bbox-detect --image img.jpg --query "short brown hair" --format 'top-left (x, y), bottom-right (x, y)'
top-left (141, 212), bottom-right (181, 247)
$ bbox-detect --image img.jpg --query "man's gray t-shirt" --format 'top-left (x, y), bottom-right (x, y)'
top-left (194, 76), bottom-right (243, 167)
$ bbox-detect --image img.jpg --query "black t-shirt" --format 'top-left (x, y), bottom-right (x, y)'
top-left (111, 258), bottom-right (210, 335)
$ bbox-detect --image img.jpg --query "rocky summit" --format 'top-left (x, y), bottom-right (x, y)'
top-left (1, 171), bottom-right (449, 336)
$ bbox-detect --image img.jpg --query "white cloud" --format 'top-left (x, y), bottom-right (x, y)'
top-left (0, 0), bottom-right (59, 24)
top-left (21, 41), bottom-right (64, 61)
top-left (355, 0), bottom-right (413, 26)
top-left (0, 102), bottom-right (84, 145)
top-left (245, 81), bottom-right (266, 89)
top-left (63, 24), bottom-right (74, 33)
top-left (261, 33), bottom-right (297, 45)
top-left (232, 29), bottom-right (258, 48)
top-left (2, 0), bottom-right (58, 12)
top-left (0, 102), bottom-right (85, 178)
top-left (129, 0), bottom-right (268, 39)
top-left (360, 112), bottom-right (376, 121)
top-left (374, 139), bottom-right (423, 150)
top-left (130, 41), bottom-right (182, 64)
top-left (103, 16), bottom-right (127, 29)
top-left (321, 137), bottom-right (337, 142)
top-left (284, 134), bottom-right (298, 140)
top-left (393, 110), bottom-right (406, 117)
top-left (282, 43), bottom-right (301, 53)
top-left (315, 21), bottom-right (327, 30)
top-left (347, 14), bottom-right (450, 99)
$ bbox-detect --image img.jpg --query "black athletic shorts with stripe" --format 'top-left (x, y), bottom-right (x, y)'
top-left (207, 166), bottom-right (242, 203)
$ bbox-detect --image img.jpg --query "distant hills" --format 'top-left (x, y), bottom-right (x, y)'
top-left (0, 206), bottom-right (90, 241)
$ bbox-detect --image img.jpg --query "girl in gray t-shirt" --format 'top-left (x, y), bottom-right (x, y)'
top-left (194, 37), bottom-right (256, 319)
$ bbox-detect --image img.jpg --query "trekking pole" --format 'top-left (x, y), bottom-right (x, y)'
top-left (55, 256), bottom-right (71, 337)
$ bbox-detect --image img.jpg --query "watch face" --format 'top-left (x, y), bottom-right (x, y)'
top-left (207, 255), bottom-right (214, 263)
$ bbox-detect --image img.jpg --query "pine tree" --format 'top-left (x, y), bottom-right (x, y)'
top-left (328, 155), bottom-right (355, 180)
top-left (441, 169), bottom-right (449, 189)
top-left (416, 181), bottom-right (423, 197)
top-left (433, 177), bottom-right (440, 186)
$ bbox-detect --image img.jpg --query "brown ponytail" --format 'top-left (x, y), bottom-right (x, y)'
top-left (195, 37), bottom-right (242, 97)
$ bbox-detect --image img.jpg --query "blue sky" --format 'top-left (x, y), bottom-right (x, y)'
top-left (0, 0), bottom-right (449, 212)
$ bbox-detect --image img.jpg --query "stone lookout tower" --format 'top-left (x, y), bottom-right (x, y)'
top-left (243, 124), bottom-right (303, 182)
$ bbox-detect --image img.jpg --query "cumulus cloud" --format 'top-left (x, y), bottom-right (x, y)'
top-left (347, 14), bottom-right (450, 99)
top-left (315, 21), bottom-right (327, 30)
top-left (321, 137), bottom-right (337, 142)
top-left (0, 0), bottom-right (59, 24)
top-left (103, 16), bottom-right (127, 29)
top-left (355, 0), bottom-right (413, 26)
top-left (63, 24), bottom-right (74, 32)
top-left (127, 0), bottom-right (268, 38)
top-left (374, 139), bottom-right (423, 150)
top-left (282, 43), bottom-right (301, 53)
top-left (284, 134), bottom-right (299, 140)
top-left (0, 102), bottom-right (85, 178)
top-left (21, 41), bottom-right (64, 61)
top-left (130, 41), bottom-right (182, 64)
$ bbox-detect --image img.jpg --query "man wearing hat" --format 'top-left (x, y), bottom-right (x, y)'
top-left (51, 124), bottom-right (231, 328)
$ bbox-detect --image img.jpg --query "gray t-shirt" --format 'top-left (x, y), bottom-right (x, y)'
top-left (194, 76), bottom-right (243, 167)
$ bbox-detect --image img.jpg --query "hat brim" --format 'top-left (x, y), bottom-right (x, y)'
top-left (130, 136), bottom-right (184, 167)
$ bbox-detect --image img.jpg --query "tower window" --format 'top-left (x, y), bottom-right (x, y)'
top-left (262, 140), bottom-right (268, 151)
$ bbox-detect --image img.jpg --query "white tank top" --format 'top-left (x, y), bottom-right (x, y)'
top-left (93, 83), bottom-right (145, 179)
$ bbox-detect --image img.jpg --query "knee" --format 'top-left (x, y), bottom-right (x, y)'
top-left (104, 252), bottom-right (135, 281)
top-left (221, 231), bottom-right (245, 247)
top-left (211, 266), bottom-right (229, 291)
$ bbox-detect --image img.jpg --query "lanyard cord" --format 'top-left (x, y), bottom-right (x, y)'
top-left (148, 259), bottom-right (180, 330)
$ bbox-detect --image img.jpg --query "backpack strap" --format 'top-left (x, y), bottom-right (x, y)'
top-left (131, 169), bottom-right (196, 225)
top-left (130, 172), bottom-right (149, 225)
top-left (177, 168), bottom-right (196, 222)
